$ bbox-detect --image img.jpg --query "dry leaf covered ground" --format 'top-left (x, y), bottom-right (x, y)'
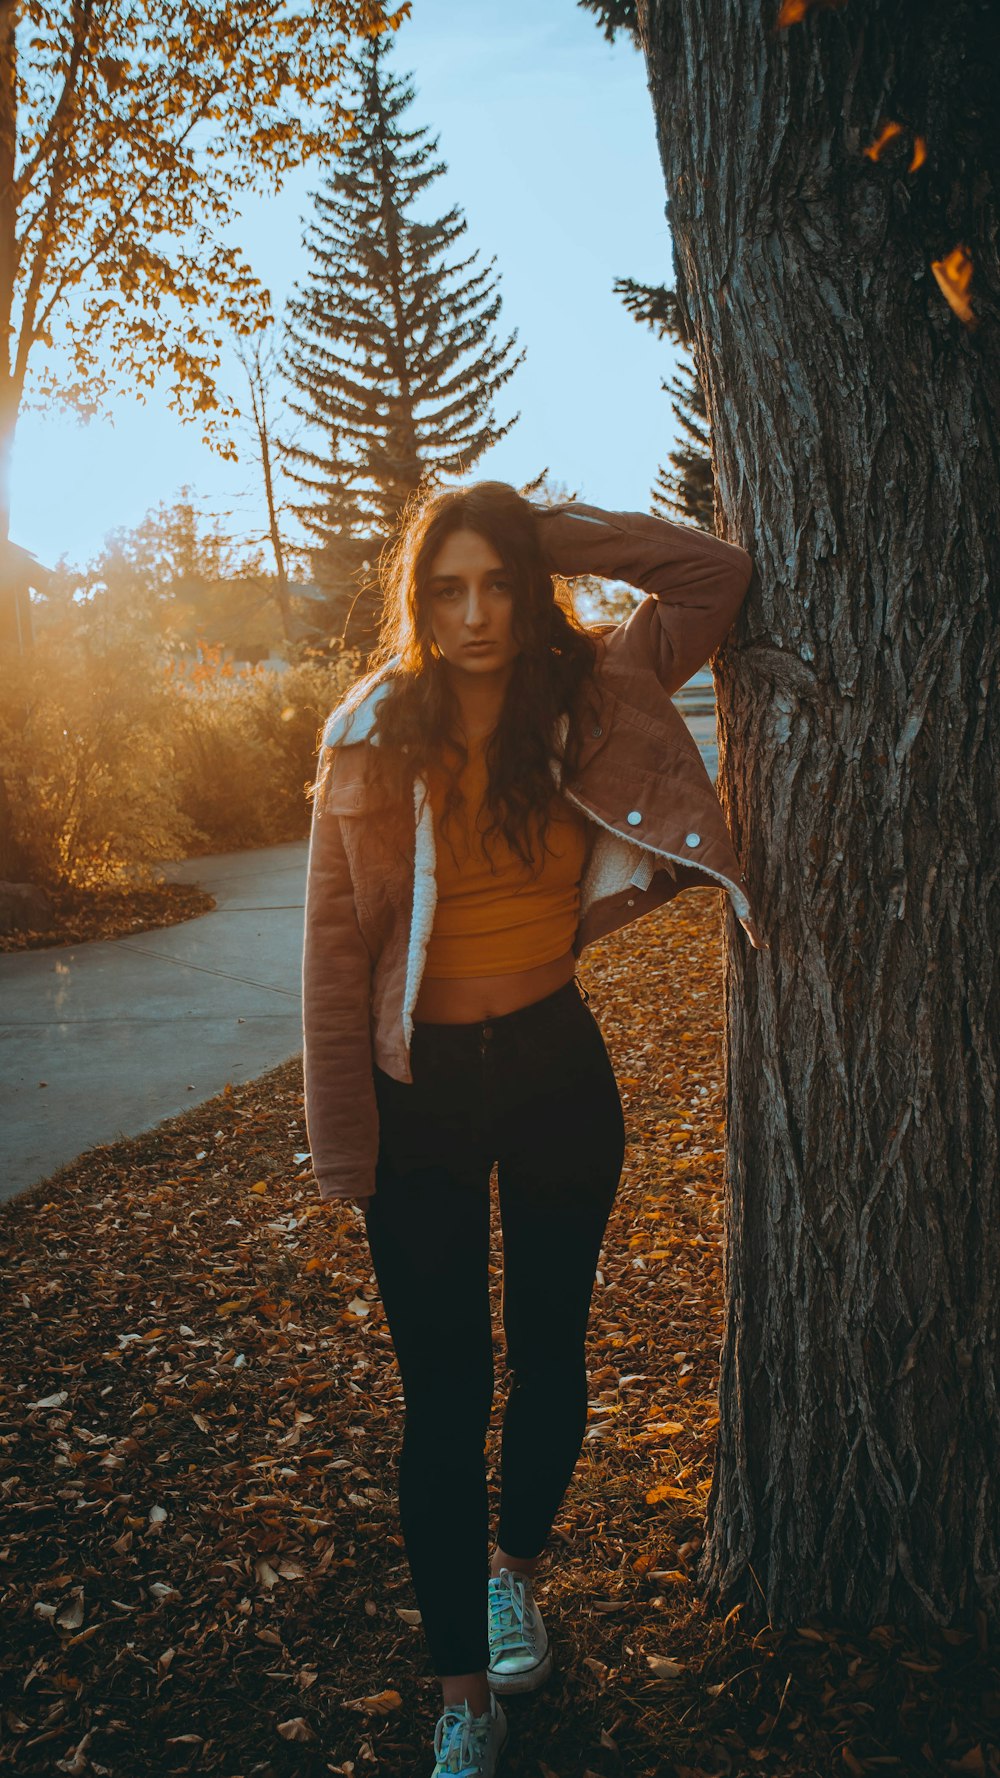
top-left (1, 892), bottom-right (997, 1777)
top-left (0, 884), bottom-right (215, 955)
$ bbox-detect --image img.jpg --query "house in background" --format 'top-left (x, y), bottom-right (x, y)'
top-left (0, 543), bottom-right (51, 652)
top-left (162, 575), bottom-right (342, 674)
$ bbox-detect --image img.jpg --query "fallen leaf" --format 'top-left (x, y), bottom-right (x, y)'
top-left (54, 1731), bottom-right (93, 1774)
top-left (276, 1716), bottom-right (315, 1741)
top-left (343, 1689), bottom-right (402, 1715)
top-left (645, 1482), bottom-right (695, 1504)
top-left (56, 1591), bottom-right (84, 1630)
top-left (949, 1748), bottom-right (986, 1776)
top-left (646, 1654), bottom-right (685, 1680)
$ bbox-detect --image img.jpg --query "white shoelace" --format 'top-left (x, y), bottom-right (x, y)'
top-left (488, 1567), bottom-right (537, 1655)
top-left (434, 1700), bottom-right (495, 1775)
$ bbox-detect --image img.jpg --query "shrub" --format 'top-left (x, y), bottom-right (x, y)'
top-left (168, 649), bottom-right (357, 853)
top-left (0, 620), bottom-right (197, 891)
top-left (0, 617), bottom-right (360, 891)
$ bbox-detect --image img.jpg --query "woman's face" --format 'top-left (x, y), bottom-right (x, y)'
top-left (424, 527), bottom-right (521, 685)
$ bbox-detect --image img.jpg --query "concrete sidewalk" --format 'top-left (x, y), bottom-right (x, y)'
top-left (0, 842), bottom-right (309, 1203)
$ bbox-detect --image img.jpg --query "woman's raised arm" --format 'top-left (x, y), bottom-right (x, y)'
top-left (531, 499), bottom-right (753, 697)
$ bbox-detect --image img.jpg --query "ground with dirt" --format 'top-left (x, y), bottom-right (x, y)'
top-left (1, 891), bottom-right (996, 1776)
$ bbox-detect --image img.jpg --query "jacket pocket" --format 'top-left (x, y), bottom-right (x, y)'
top-left (320, 782), bottom-right (368, 816)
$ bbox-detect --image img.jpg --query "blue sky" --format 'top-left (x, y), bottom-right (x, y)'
top-left (12, 1), bottom-right (683, 572)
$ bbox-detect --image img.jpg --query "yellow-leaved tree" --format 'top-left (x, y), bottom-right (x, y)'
top-left (0, 0), bottom-right (409, 643)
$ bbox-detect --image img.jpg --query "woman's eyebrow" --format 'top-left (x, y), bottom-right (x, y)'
top-left (426, 568), bottom-right (507, 586)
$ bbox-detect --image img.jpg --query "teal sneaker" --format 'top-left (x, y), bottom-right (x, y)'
top-left (431, 1691), bottom-right (507, 1776)
top-left (486, 1566), bottom-right (554, 1695)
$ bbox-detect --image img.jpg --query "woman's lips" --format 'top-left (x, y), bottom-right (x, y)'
top-left (462, 640), bottom-right (497, 650)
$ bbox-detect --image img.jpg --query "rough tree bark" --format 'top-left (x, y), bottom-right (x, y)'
top-left (637, 0), bottom-right (999, 1626)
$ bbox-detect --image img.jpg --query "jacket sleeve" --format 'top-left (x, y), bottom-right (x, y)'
top-left (533, 500), bottom-right (753, 698)
top-left (301, 768), bottom-right (379, 1204)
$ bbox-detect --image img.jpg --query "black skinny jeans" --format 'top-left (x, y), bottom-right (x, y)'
top-left (362, 976), bottom-right (625, 1677)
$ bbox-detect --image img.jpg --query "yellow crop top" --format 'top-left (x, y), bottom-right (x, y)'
top-left (422, 734), bottom-right (588, 979)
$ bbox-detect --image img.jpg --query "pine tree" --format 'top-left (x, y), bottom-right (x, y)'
top-left (615, 277), bottom-right (714, 530)
top-left (282, 32), bottom-right (524, 647)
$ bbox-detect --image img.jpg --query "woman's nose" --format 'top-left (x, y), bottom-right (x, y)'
top-left (464, 591), bottom-right (488, 628)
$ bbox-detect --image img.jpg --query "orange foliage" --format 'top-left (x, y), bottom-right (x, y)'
top-left (775, 0), bottom-right (846, 26)
top-left (0, 1), bottom-right (410, 455)
top-left (862, 122), bottom-right (927, 176)
top-left (931, 244), bottom-right (977, 327)
top-left (863, 121), bottom-right (904, 161)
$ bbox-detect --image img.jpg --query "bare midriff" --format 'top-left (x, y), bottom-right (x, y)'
top-left (412, 948), bottom-right (578, 1024)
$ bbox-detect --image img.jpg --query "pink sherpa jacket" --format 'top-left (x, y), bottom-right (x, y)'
top-left (302, 501), bottom-right (757, 1204)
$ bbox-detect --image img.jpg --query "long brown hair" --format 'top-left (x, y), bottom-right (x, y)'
top-left (367, 480), bottom-right (600, 868)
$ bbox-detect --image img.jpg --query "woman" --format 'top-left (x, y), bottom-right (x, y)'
top-left (302, 482), bottom-right (758, 1776)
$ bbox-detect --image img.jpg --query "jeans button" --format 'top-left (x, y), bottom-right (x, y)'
top-left (482, 1024), bottom-right (493, 1040)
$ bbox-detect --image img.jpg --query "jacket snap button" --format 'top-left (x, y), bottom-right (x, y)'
top-left (626, 810), bottom-right (642, 826)
top-left (685, 831), bottom-right (701, 847)
top-left (592, 723), bottom-right (603, 737)
top-left (627, 897), bottom-right (636, 907)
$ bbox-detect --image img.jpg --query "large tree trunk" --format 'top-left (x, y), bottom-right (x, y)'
top-left (637, 0), bottom-right (999, 1627)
